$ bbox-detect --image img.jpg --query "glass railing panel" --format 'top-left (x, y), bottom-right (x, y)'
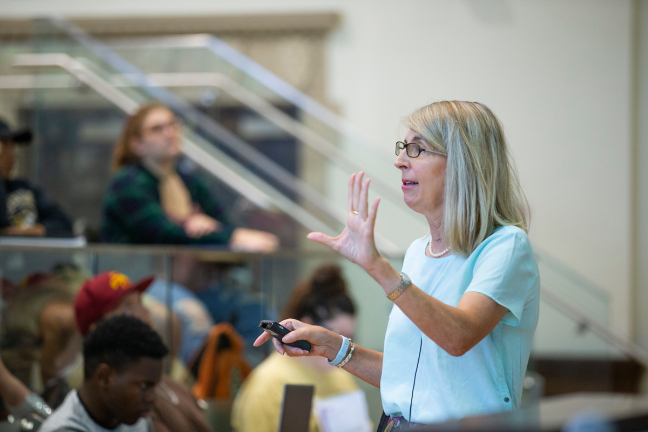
top-left (0, 242), bottom-right (642, 428)
top-left (105, 37), bottom-right (427, 253)
top-left (0, 20), bottom-right (418, 256)
top-left (0, 246), bottom-right (94, 398)
top-left (536, 250), bottom-right (609, 327)
top-left (532, 294), bottom-right (613, 356)
top-left (22, 19), bottom-right (352, 250)
top-left (2, 28), bottom-right (297, 245)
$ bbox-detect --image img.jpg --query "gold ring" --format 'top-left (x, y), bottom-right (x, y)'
top-left (352, 210), bottom-right (359, 215)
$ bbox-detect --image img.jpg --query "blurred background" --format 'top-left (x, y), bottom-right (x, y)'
top-left (0, 0), bottom-right (647, 430)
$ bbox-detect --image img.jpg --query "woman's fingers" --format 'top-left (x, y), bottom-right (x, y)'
top-left (282, 323), bottom-right (322, 345)
top-left (306, 232), bottom-right (337, 249)
top-left (278, 319), bottom-right (310, 356)
top-left (306, 232), bottom-right (331, 244)
top-left (347, 173), bottom-right (355, 213)
top-left (359, 178), bottom-right (371, 218)
top-left (282, 345), bottom-right (307, 356)
top-left (352, 172), bottom-right (364, 214)
top-left (272, 337), bottom-right (285, 355)
top-left (253, 331), bottom-right (272, 346)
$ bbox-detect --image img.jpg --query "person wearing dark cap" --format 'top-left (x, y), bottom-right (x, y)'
top-left (39, 315), bottom-right (168, 432)
top-left (0, 117), bottom-right (73, 237)
top-left (74, 271), bottom-right (212, 432)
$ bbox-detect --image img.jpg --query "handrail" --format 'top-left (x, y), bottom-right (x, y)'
top-left (0, 242), bottom-right (352, 261)
top-left (541, 286), bottom-right (648, 368)
top-left (12, 53), bottom-right (344, 240)
top-left (106, 33), bottom-right (397, 161)
top-left (535, 250), bottom-right (609, 302)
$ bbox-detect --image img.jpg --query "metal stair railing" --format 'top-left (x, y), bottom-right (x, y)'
top-left (540, 286), bottom-right (648, 368)
top-left (106, 33), bottom-right (397, 162)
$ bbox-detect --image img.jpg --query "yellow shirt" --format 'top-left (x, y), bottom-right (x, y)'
top-left (231, 352), bottom-right (358, 432)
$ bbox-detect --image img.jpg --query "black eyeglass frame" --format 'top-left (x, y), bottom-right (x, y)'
top-left (395, 141), bottom-right (447, 158)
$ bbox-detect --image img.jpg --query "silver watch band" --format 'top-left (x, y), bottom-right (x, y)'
top-left (387, 272), bottom-right (411, 301)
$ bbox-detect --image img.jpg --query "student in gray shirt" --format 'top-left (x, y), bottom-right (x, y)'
top-left (40, 315), bottom-right (168, 432)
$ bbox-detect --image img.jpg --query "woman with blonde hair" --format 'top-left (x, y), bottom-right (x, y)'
top-left (101, 102), bottom-right (278, 251)
top-left (255, 101), bottom-right (540, 430)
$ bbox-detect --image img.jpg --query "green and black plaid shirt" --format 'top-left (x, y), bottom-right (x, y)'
top-left (101, 164), bottom-right (235, 245)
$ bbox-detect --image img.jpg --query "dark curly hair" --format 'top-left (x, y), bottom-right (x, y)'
top-left (83, 315), bottom-right (168, 379)
top-left (281, 265), bottom-right (356, 324)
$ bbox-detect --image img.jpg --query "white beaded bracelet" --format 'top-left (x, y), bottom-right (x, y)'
top-left (337, 341), bottom-right (355, 368)
top-left (326, 335), bottom-right (350, 366)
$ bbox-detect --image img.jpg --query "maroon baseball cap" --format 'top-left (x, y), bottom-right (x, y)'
top-left (74, 271), bottom-right (154, 336)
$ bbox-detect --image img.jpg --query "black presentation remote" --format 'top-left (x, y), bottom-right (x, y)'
top-left (259, 320), bottom-right (312, 352)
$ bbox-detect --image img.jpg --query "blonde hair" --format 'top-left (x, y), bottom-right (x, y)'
top-left (403, 101), bottom-right (529, 257)
top-left (111, 102), bottom-right (171, 172)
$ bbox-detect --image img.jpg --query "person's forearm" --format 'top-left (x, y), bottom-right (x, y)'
top-left (394, 286), bottom-right (478, 356)
top-left (340, 345), bottom-right (383, 388)
top-left (368, 259), bottom-right (502, 357)
top-left (0, 360), bottom-right (30, 406)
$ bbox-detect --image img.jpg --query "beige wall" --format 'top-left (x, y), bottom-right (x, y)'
top-left (0, 1), bottom-right (641, 347)
top-left (635, 0), bottom-right (648, 351)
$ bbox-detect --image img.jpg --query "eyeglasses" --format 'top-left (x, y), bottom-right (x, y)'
top-left (395, 141), bottom-right (447, 158)
top-left (143, 118), bottom-right (183, 135)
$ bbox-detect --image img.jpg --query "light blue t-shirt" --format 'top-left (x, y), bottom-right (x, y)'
top-left (380, 226), bottom-right (540, 424)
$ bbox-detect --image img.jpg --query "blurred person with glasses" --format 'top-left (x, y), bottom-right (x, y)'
top-left (101, 102), bottom-right (278, 252)
top-left (255, 101), bottom-right (540, 430)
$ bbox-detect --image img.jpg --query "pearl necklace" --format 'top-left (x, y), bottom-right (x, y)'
top-left (427, 238), bottom-right (450, 258)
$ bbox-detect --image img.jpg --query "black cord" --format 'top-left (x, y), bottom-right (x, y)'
top-left (409, 338), bottom-right (423, 420)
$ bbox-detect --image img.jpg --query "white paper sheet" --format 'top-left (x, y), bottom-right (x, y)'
top-left (313, 389), bottom-right (372, 432)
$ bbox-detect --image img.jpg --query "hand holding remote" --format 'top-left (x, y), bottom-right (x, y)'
top-left (259, 320), bottom-right (312, 352)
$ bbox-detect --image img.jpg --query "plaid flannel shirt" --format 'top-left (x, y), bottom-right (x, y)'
top-left (101, 164), bottom-right (235, 245)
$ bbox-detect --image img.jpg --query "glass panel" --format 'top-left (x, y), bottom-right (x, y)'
top-left (105, 34), bottom-right (423, 254)
top-left (20, 18), bottom-right (314, 246)
top-left (0, 244), bottom-right (640, 426)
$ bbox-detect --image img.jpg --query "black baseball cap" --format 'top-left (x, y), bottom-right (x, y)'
top-left (0, 117), bottom-right (32, 144)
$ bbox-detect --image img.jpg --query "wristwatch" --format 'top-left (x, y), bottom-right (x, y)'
top-left (387, 272), bottom-right (411, 301)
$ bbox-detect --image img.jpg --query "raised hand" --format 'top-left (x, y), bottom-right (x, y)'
top-left (307, 172), bottom-right (382, 273)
